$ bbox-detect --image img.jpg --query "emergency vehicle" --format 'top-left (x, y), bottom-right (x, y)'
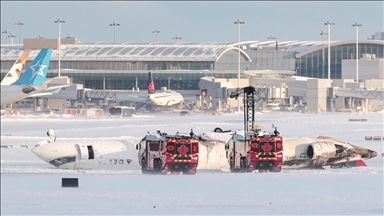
top-left (225, 86), bottom-right (283, 172)
top-left (136, 130), bottom-right (199, 174)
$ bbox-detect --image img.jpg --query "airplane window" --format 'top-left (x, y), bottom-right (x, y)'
top-left (49, 156), bottom-right (76, 167)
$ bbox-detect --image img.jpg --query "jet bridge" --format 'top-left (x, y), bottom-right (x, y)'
top-left (83, 89), bottom-right (149, 103)
top-left (329, 87), bottom-right (384, 100)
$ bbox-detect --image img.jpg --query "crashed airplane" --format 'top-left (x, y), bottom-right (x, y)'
top-left (199, 129), bottom-right (377, 170)
top-left (30, 129), bottom-right (377, 171)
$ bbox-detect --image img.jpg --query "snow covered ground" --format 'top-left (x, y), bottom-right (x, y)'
top-left (1, 111), bottom-right (383, 215)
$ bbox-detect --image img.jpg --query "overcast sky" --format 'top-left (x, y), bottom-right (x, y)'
top-left (1, 1), bottom-right (383, 44)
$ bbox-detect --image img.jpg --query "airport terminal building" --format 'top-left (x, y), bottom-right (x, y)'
top-left (1, 39), bottom-right (383, 91)
top-left (1, 40), bottom-right (251, 91)
top-left (1, 38), bottom-right (383, 113)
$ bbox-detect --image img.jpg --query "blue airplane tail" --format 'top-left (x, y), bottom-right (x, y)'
top-left (12, 48), bottom-right (53, 85)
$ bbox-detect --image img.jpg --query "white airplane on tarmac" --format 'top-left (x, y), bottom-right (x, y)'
top-left (82, 72), bottom-right (184, 111)
top-left (30, 129), bottom-right (377, 170)
top-left (1, 49), bottom-right (70, 107)
top-left (147, 72), bottom-right (184, 107)
top-left (1, 49), bottom-right (53, 106)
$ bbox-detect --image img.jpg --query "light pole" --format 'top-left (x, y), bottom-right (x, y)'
top-left (2, 29), bottom-right (9, 44)
top-left (324, 20), bottom-right (334, 80)
top-left (152, 29), bottom-right (160, 43)
top-left (267, 35), bottom-right (278, 50)
top-left (8, 33), bottom-right (16, 44)
top-left (320, 31), bottom-right (328, 79)
top-left (54, 18), bottom-right (65, 78)
top-left (267, 35), bottom-right (278, 71)
top-left (234, 19), bottom-right (245, 111)
top-left (14, 21), bottom-right (23, 44)
top-left (173, 35), bottom-right (182, 43)
top-left (109, 21), bottom-right (120, 44)
top-left (352, 22), bottom-right (362, 82)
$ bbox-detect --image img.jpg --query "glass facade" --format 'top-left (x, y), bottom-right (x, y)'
top-left (296, 43), bottom-right (384, 79)
top-left (2, 41), bottom-right (382, 90)
top-left (0, 48), bottom-right (249, 90)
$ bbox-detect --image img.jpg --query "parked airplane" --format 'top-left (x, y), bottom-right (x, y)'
top-left (31, 129), bottom-right (377, 170)
top-left (0, 48), bottom-right (53, 106)
top-left (200, 129), bottom-right (378, 169)
top-left (1, 50), bottom-right (30, 85)
top-left (83, 72), bottom-right (184, 111)
top-left (147, 72), bottom-right (184, 107)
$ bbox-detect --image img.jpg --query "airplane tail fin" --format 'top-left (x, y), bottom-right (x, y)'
top-left (12, 48), bottom-right (53, 86)
top-left (148, 71), bottom-right (155, 94)
top-left (1, 50), bottom-right (30, 85)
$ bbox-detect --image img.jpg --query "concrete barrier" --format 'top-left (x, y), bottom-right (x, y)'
top-left (365, 136), bottom-right (383, 141)
top-left (0, 145), bottom-right (28, 148)
top-left (365, 136), bottom-right (373, 140)
top-left (349, 119), bottom-right (367, 122)
top-left (62, 178), bottom-right (78, 188)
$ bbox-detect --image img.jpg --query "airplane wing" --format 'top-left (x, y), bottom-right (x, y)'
top-left (29, 84), bottom-right (70, 98)
top-left (317, 135), bottom-right (346, 143)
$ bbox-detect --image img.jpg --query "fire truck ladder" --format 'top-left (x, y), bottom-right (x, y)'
top-left (230, 86), bottom-right (256, 135)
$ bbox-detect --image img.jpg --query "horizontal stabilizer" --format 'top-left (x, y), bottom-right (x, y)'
top-left (29, 92), bottom-right (54, 97)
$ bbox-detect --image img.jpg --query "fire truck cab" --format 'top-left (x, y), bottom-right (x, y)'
top-left (225, 127), bottom-right (283, 172)
top-left (224, 86), bottom-right (284, 173)
top-left (136, 130), bottom-right (199, 174)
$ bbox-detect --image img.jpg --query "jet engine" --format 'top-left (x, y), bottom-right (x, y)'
top-left (306, 141), bottom-right (337, 166)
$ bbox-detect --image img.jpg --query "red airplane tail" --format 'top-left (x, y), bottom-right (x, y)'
top-left (331, 160), bottom-right (367, 169)
top-left (348, 160), bottom-right (367, 167)
top-left (148, 72), bottom-right (155, 94)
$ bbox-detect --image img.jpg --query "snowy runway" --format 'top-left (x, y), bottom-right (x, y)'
top-left (1, 112), bottom-right (383, 215)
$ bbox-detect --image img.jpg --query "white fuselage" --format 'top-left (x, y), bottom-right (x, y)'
top-left (32, 140), bottom-right (140, 170)
top-left (149, 90), bottom-right (184, 107)
top-left (1, 85), bottom-right (47, 106)
top-left (31, 134), bottom-right (375, 170)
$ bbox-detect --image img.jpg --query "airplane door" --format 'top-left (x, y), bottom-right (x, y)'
top-left (75, 144), bottom-right (89, 159)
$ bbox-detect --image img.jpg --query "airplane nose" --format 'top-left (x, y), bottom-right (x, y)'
top-left (31, 146), bottom-right (51, 163)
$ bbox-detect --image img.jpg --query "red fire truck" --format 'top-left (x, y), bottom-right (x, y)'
top-left (224, 86), bottom-right (283, 172)
top-left (136, 130), bottom-right (199, 174)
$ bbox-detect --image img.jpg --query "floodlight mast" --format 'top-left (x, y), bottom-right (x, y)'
top-left (14, 21), bottom-right (23, 44)
top-left (234, 19), bottom-right (245, 112)
top-left (54, 18), bottom-right (65, 78)
top-left (320, 31), bottom-right (328, 78)
top-left (352, 22), bottom-right (362, 82)
top-left (109, 21), bottom-right (120, 44)
top-left (324, 20), bottom-right (334, 80)
top-left (153, 29), bottom-right (160, 43)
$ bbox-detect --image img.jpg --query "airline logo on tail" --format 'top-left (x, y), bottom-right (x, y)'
top-left (148, 72), bottom-right (155, 94)
top-left (1, 50), bottom-right (30, 85)
top-left (12, 48), bottom-right (53, 86)
top-left (28, 59), bottom-right (47, 81)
